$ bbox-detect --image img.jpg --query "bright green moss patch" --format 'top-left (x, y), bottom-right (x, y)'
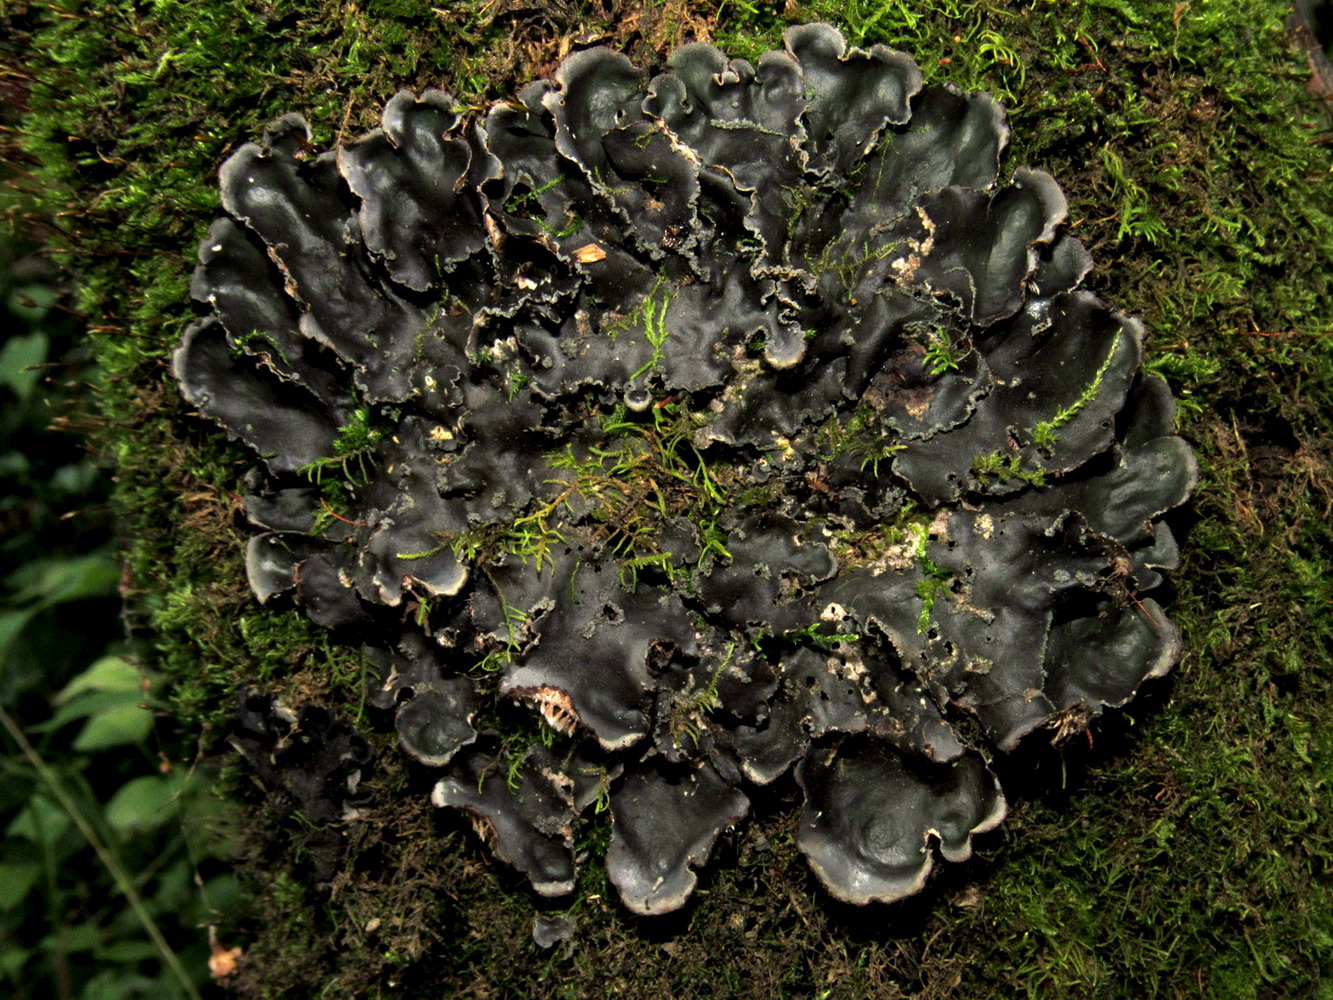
top-left (7, 0), bottom-right (1333, 996)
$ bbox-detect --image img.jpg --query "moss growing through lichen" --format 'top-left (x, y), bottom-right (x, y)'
top-left (7, 0), bottom-right (1333, 996)
top-left (972, 449), bottom-right (1049, 486)
top-left (1031, 329), bottom-right (1124, 453)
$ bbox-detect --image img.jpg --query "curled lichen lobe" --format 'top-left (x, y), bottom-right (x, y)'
top-left (177, 23), bottom-right (1196, 914)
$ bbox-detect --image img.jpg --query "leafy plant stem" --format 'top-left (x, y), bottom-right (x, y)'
top-left (0, 704), bottom-right (203, 1000)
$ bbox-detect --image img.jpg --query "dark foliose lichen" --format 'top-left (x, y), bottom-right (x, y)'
top-left (175, 23), bottom-right (1197, 914)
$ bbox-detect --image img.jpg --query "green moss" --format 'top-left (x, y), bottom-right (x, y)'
top-left (972, 449), bottom-right (1049, 486)
top-left (1031, 329), bottom-right (1123, 452)
top-left (8, 0), bottom-right (1333, 996)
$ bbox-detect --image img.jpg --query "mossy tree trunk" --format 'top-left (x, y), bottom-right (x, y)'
top-left (7, 1), bottom-right (1333, 996)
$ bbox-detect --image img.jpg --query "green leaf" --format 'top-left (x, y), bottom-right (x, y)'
top-left (0, 861), bottom-right (41, 910)
top-left (0, 332), bottom-right (48, 400)
top-left (7, 283), bottom-right (57, 323)
top-left (0, 607), bottom-right (37, 664)
top-left (97, 940), bottom-right (165, 963)
top-left (39, 923), bottom-right (100, 954)
top-left (7, 794), bottom-right (72, 843)
top-left (78, 968), bottom-right (156, 1000)
top-left (72, 702), bottom-right (155, 751)
top-left (51, 461), bottom-right (100, 497)
top-left (4, 553), bottom-right (119, 608)
top-left (39, 554), bottom-right (120, 607)
top-left (33, 689), bottom-right (160, 733)
top-left (194, 872), bottom-right (241, 921)
top-left (0, 945), bottom-right (30, 978)
top-left (0, 768), bottom-right (34, 813)
top-left (105, 774), bottom-right (182, 833)
top-left (55, 655), bottom-right (146, 704)
top-left (0, 449), bottom-right (30, 477)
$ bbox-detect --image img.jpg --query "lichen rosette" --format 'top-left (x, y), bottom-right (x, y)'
top-left (175, 24), bottom-right (1197, 914)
